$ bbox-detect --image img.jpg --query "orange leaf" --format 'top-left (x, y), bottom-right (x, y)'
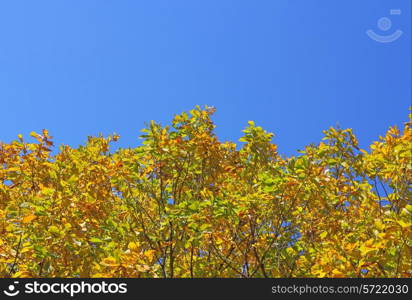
top-left (22, 214), bottom-right (37, 224)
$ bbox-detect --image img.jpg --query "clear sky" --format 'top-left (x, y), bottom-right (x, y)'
top-left (0, 0), bottom-right (410, 155)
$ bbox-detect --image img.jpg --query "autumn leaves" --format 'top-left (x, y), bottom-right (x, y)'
top-left (0, 106), bottom-right (411, 278)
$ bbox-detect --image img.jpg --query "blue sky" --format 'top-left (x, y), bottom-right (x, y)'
top-left (0, 0), bottom-right (410, 155)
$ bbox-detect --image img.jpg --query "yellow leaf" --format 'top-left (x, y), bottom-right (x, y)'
top-left (12, 271), bottom-right (31, 278)
top-left (360, 149), bottom-right (368, 155)
top-left (332, 269), bottom-right (345, 278)
top-left (360, 242), bottom-right (376, 256)
top-left (48, 225), bottom-right (60, 235)
top-left (397, 220), bottom-right (411, 229)
top-left (136, 264), bottom-right (151, 272)
top-left (344, 242), bottom-right (357, 252)
top-left (144, 250), bottom-right (156, 261)
top-left (128, 242), bottom-right (140, 251)
top-left (20, 247), bottom-right (32, 254)
top-left (102, 257), bottom-right (119, 267)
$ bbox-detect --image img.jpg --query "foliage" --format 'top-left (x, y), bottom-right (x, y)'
top-left (0, 106), bottom-right (411, 278)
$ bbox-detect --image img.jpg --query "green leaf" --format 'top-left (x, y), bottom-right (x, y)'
top-left (90, 237), bottom-right (103, 243)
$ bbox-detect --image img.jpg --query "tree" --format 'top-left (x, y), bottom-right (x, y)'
top-left (0, 106), bottom-right (410, 278)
